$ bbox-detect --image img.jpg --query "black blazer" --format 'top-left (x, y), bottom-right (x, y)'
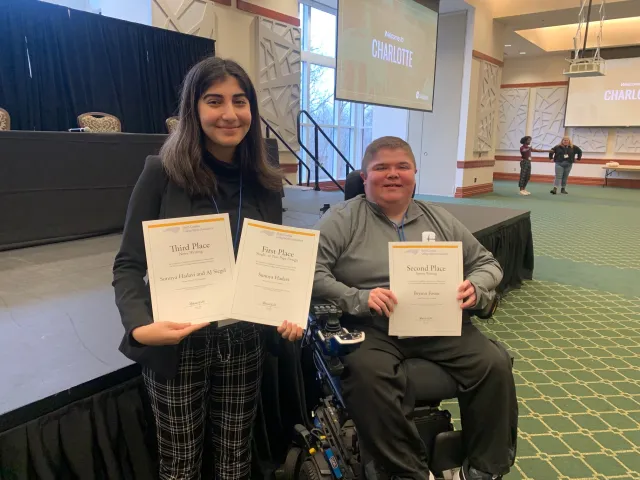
top-left (549, 144), bottom-right (582, 164)
top-left (113, 156), bottom-right (283, 379)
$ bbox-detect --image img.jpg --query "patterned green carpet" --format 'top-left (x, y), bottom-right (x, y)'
top-left (417, 182), bottom-right (640, 479)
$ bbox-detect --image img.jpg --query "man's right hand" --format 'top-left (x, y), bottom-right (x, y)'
top-left (131, 321), bottom-right (209, 346)
top-left (368, 288), bottom-right (398, 317)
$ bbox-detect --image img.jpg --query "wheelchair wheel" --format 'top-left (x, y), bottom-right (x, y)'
top-left (282, 447), bottom-right (303, 480)
top-left (298, 458), bottom-right (332, 480)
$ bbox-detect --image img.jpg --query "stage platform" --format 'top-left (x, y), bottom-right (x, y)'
top-left (0, 133), bottom-right (280, 251)
top-left (0, 188), bottom-right (533, 477)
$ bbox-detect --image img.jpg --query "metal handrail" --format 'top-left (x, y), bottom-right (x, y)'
top-left (297, 110), bottom-right (355, 192)
top-left (299, 110), bottom-right (356, 173)
top-left (261, 117), bottom-right (310, 186)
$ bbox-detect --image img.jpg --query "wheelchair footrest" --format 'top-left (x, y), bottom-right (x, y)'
top-left (429, 431), bottom-right (464, 477)
top-left (413, 408), bottom-right (453, 459)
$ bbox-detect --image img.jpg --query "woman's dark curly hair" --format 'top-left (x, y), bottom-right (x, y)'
top-left (520, 136), bottom-right (532, 145)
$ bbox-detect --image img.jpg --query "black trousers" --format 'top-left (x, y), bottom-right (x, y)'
top-left (143, 323), bottom-right (265, 480)
top-left (518, 159), bottom-right (531, 189)
top-left (341, 321), bottom-right (518, 479)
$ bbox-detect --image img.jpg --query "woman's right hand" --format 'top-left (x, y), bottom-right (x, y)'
top-left (131, 321), bottom-right (209, 346)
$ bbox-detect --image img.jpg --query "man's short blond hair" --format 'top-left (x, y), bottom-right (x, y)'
top-left (361, 136), bottom-right (416, 175)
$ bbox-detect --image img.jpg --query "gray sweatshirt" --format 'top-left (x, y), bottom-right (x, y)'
top-left (313, 195), bottom-right (503, 322)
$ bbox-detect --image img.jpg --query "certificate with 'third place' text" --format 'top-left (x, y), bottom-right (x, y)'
top-left (142, 214), bottom-right (235, 325)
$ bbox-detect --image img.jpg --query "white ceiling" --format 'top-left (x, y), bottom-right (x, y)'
top-left (497, 0), bottom-right (640, 30)
top-left (471, 0), bottom-right (633, 19)
top-left (308, 0), bottom-right (640, 57)
top-left (503, 30), bottom-right (548, 58)
top-left (482, 0), bottom-right (640, 57)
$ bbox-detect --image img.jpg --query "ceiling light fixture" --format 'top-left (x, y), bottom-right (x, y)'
top-left (519, 52), bottom-right (526, 55)
top-left (504, 44), bottom-right (512, 47)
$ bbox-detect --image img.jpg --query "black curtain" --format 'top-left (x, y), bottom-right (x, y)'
top-left (0, 0), bottom-right (214, 133)
top-left (0, 1), bottom-right (35, 130)
top-left (476, 216), bottom-right (534, 295)
top-left (0, 344), bottom-right (310, 480)
top-left (143, 28), bottom-right (214, 133)
top-left (0, 376), bottom-right (158, 480)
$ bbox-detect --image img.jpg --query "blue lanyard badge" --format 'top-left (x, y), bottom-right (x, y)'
top-left (397, 216), bottom-right (406, 241)
top-left (393, 213), bottom-right (407, 242)
top-left (210, 175), bottom-right (243, 252)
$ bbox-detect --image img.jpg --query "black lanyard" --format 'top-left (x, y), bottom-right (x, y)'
top-left (210, 174), bottom-right (243, 252)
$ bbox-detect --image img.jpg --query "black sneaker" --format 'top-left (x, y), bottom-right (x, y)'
top-left (550, 188), bottom-right (557, 195)
top-left (561, 188), bottom-right (568, 194)
top-left (460, 459), bottom-right (502, 480)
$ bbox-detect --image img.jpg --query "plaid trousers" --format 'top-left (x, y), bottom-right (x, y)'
top-left (143, 322), bottom-right (265, 480)
top-left (518, 159), bottom-right (531, 189)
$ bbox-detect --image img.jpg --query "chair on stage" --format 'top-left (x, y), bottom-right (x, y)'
top-left (0, 108), bottom-right (10, 131)
top-left (77, 112), bottom-right (121, 133)
top-left (166, 116), bottom-right (179, 133)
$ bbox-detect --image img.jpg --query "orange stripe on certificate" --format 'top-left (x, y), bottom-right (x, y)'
top-left (392, 245), bottom-right (459, 249)
top-left (148, 218), bottom-right (224, 229)
top-left (247, 222), bottom-right (316, 236)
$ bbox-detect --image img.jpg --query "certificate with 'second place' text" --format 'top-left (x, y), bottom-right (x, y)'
top-left (142, 214), bottom-right (236, 325)
top-left (229, 219), bottom-right (320, 328)
top-left (388, 242), bottom-right (463, 337)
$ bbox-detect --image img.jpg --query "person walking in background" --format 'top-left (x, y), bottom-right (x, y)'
top-left (549, 136), bottom-right (582, 195)
top-left (518, 136), bottom-right (548, 196)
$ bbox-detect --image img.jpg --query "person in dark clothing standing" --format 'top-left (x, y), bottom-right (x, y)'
top-left (549, 136), bottom-right (582, 194)
top-left (112, 57), bottom-right (302, 480)
top-left (518, 136), bottom-right (548, 196)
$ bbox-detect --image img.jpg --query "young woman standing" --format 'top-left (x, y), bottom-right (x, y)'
top-left (113, 57), bottom-right (302, 480)
top-left (518, 136), bottom-right (547, 195)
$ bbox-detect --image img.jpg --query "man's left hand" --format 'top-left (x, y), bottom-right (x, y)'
top-left (457, 280), bottom-right (477, 309)
top-left (277, 320), bottom-right (304, 342)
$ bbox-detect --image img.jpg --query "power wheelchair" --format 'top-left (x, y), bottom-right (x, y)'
top-left (278, 171), bottom-right (511, 480)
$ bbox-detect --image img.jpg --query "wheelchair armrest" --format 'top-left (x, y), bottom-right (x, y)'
top-left (468, 293), bottom-right (500, 320)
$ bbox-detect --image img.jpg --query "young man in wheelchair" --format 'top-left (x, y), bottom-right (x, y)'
top-left (311, 137), bottom-right (518, 480)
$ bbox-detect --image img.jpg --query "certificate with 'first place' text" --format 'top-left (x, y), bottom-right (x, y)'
top-left (142, 214), bottom-right (235, 325)
top-left (388, 242), bottom-right (463, 337)
top-left (229, 219), bottom-right (319, 328)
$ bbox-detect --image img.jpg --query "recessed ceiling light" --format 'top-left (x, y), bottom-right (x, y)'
top-left (519, 51), bottom-right (526, 55)
top-left (504, 44), bottom-right (512, 47)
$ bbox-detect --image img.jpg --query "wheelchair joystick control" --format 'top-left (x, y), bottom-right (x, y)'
top-left (324, 313), bottom-right (341, 333)
top-left (311, 304), bottom-right (365, 358)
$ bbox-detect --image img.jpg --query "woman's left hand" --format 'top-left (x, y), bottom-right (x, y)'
top-left (277, 320), bottom-right (304, 342)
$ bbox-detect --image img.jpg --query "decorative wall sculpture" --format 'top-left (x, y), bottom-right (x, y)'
top-left (474, 61), bottom-right (500, 153)
top-left (569, 128), bottom-right (608, 153)
top-left (614, 128), bottom-right (640, 153)
top-left (497, 88), bottom-right (529, 150)
top-left (532, 86), bottom-right (567, 149)
top-left (152, 0), bottom-right (216, 39)
top-left (256, 16), bottom-right (301, 150)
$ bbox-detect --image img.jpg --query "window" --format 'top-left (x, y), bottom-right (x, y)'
top-left (299, 1), bottom-right (372, 181)
top-left (308, 64), bottom-right (334, 125)
top-left (309, 7), bottom-right (336, 57)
